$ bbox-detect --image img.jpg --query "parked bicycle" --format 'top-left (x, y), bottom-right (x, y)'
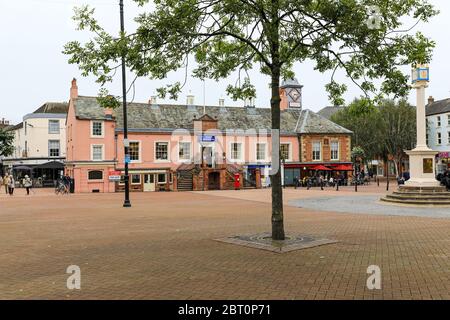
top-left (55, 181), bottom-right (69, 195)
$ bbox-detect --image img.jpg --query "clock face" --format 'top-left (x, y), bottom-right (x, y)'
top-left (289, 89), bottom-right (300, 101)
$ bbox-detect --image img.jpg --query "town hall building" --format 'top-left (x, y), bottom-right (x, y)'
top-left (65, 78), bottom-right (353, 193)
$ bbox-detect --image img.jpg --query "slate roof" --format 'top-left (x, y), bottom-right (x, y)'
top-left (74, 96), bottom-right (352, 135)
top-left (317, 106), bottom-right (346, 120)
top-left (426, 98), bottom-right (450, 116)
top-left (33, 102), bottom-right (69, 114)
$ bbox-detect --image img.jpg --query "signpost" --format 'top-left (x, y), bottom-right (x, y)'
top-left (109, 171), bottom-right (121, 182)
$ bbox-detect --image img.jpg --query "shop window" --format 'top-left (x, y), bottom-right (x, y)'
top-left (158, 173), bottom-right (166, 184)
top-left (131, 174), bottom-right (141, 184)
top-left (88, 170), bottom-right (103, 180)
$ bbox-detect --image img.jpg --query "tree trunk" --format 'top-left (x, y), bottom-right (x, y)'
top-left (270, 66), bottom-right (285, 241)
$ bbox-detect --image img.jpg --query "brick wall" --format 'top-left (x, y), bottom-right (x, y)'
top-left (301, 134), bottom-right (351, 162)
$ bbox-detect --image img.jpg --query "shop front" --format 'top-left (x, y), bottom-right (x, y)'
top-left (437, 152), bottom-right (450, 174)
top-left (115, 169), bottom-right (173, 192)
top-left (283, 163), bottom-right (353, 186)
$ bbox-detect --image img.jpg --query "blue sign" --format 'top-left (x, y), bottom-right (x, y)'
top-left (125, 155), bottom-right (131, 164)
top-left (199, 135), bottom-right (215, 142)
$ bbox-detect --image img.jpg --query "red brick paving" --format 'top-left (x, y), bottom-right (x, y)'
top-left (0, 186), bottom-right (449, 300)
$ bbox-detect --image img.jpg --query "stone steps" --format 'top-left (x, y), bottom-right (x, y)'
top-left (381, 185), bottom-right (450, 205)
top-left (387, 193), bottom-right (450, 201)
top-left (380, 196), bottom-right (450, 205)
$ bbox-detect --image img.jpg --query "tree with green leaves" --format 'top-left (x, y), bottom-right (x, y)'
top-left (0, 129), bottom-right (14, 158)
top-left (331, 98), bottom-right (384, 162)
top-left (378, 99), bottom-right (417, 178)
top-left (64, 0), bottom-right (437, 240)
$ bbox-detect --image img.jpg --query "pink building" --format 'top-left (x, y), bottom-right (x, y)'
top-left (65, 79), bottom-right (352, 193)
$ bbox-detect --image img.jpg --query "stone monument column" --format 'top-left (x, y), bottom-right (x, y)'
top-left (405, 64), bottom-right (439, 187)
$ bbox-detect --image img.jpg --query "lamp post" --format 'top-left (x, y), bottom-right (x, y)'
top-left (120, 0), bottom-right (131, 207)
top-left (405, 64), bottom-right (439, 188)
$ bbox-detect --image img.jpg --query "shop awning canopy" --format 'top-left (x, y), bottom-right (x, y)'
top-left (13, 165), bottom-right (33, 171)
top-left (311, 165), bottom-right (332, 171)
top-left (332, 164), bottom-right (353, 171)
top-left (35, 161), bottom-right (65, 169)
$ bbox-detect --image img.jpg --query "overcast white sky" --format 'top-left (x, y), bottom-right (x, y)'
top-left (1, 0), bottom-right (449, 124)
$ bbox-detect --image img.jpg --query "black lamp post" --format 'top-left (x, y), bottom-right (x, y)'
top-left (120, 0), bottom-right (131, 207)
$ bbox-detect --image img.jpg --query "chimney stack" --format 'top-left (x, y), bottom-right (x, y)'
top-left (427, 96), bottom-right (434, 105)
top-left (219, 98), bottom-right (225, 107)
top-left (70, 78), bottom-right (78, 100)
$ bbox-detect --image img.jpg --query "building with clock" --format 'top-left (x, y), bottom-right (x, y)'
top-left (65, 78), bottom-right (353, 193)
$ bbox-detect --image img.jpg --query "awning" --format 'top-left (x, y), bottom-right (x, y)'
top-left (332, 164), bottom-right (353, 171)
top-left (13, 165), bottom-right (33, 171)
top-left (311, 165), bottom-right (332, 171)
top-left (35, 161), bottom-right (65, 169)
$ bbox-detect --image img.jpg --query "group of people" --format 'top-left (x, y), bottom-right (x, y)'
top-left (293, 174), bottom-right (347, 190)
top-left (1, 174), bottom-right (33, 196)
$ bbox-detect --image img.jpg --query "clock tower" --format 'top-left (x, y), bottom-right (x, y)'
top-left (279, 78), bottom-right (303, 111)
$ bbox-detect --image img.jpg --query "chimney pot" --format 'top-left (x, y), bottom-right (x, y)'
top-left (219, 98), bottom-right (225, 107)
top-left (428, 96), bottom-right (434, 105)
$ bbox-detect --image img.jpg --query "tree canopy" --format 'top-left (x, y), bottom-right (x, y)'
top-left (332, 98), bottom-right (416, 175)
top-left (0, 129), bottom-right (14, 158)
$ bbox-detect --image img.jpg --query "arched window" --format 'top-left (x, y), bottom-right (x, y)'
top-left (88, 170), bottom-right (103, 180)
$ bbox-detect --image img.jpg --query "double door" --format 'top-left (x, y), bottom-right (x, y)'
top-left (143, 174), bottom-right (156, 192)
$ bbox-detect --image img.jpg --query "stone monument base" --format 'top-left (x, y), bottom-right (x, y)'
top-left (404, 148), bottom-right (440, 187)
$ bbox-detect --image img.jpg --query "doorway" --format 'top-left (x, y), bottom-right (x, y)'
top-left (143, 174), bottom-right (156, 192)
top-left (208, 172), bottom-right (220, 190)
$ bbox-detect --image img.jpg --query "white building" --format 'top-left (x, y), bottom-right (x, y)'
top-left (2, 102), bottom-right (68, 186)
top-left (426, 96), bottom-right (450, 174)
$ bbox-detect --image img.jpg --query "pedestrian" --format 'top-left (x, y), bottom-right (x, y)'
top-left (24, 175), bottom-right (32, 195)
top-left (8, 175), bottom-right (15, 196)
top-left (3, 174), bottom-right (10, 194)
top-left (294, 176), bottom-right (299, 189)
top-left (319, 175), bottom-right (324, 190)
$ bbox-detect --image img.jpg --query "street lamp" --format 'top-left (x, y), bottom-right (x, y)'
top-left (120, 0), bottom-right (131, 207)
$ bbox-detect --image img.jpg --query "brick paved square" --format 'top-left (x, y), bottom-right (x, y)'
top-left (0, 185), bottom-right (449, 300)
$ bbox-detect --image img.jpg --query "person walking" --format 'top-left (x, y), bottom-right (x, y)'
top-left (3, 174), bottom-right (10, 194)
top-left (24, 175), bottom-right (32, 195)
top-left (294, 176), bottom-right (299, 189)
top-left (319, 175), bottom-right (324, 191)
top-left (8, 175), bottom-right (15, 196)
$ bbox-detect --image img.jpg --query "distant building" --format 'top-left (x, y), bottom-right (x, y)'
top-left (2, 102), bottom-right (68, 186)
top-left (66, 78), bottom-right (353, 193)
top-left (0, 118), bottom-right (11, 129)
top-left (426, 96), bottom-right (450, 173)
